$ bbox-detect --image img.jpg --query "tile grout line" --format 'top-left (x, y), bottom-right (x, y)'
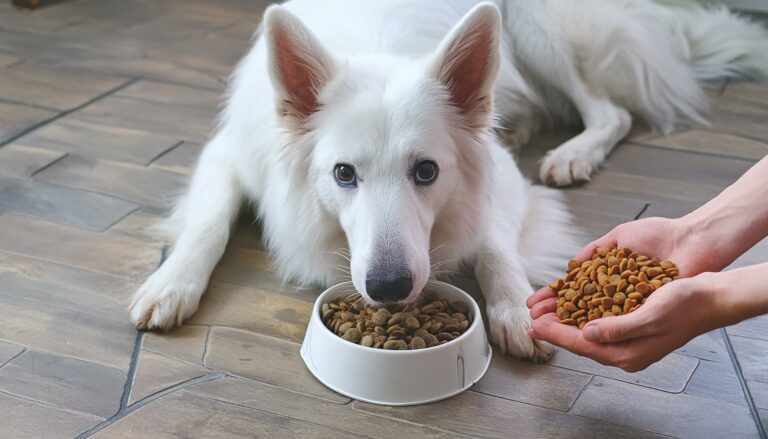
top-left (0, 347), bottom-right (26, 369)
top-left (0, 77), bottom-right (140, 150)
top-left (201, 325), bottom-right (212, 367)
top-left (29, 152), bottom-right (69, 177)
top-left (118, 332), bottom-right (144, 411)
top-left (721, 328), bottom-right (767, 439)
top-left (566, 374), bottom-right (595, 412)
top-left (74, 372), bottom-right (225, 439)
top-left (144, 139), bottom-right (185, 167)
top-left (75, 243), bottom-right (170, 438)
top-left (0, 97), bottom-right (60, 112)
top-left (633, 203), bottom-right (650, 220)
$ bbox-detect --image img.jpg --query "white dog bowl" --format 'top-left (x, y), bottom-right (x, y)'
top-left (300, 281), bottom-right (492, 406)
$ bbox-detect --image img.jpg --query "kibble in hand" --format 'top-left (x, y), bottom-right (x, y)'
top-left (550, 247), bottom-right (679, 329)
top-left (322, 297), bottom-right (472, 350)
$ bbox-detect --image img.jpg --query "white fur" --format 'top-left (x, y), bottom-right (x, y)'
top-left (130, 0), bottom-right (768, 359)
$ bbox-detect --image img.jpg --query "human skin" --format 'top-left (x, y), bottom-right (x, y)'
top-left (526, 155), bottom-right (768, 371)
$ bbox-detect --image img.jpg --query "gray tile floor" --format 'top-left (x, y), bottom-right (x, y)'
top-left (0, 1), bottom-right (766, 438)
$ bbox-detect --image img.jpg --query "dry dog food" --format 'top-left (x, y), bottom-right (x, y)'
top-left (322, 297), bottom-right (472, 350)
top-left (550, 247), bottom-right (679, 329)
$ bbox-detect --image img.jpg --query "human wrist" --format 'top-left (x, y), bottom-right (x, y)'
top-left (675, 209), bottom-right (737, 273)
top-left (699, 269), bottom-right (756, 328)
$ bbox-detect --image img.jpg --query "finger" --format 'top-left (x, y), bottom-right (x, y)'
top-left (529, 313), bottom-right (587, 355)
top-left (530, 314), bottom-right (639, 367)
top-left (526, 287), bottom-right (556, 309)
top-left (582, 308), bottom-right (659, 343)
top-left (530, 297), bottom-right (557, 319)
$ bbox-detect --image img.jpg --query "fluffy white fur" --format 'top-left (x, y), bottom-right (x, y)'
top-left (130, 0), bottom-right (768, 360)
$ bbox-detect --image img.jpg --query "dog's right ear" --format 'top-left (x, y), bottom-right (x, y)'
top-left (264, 6), bottom-right (336, 124)
top-left (430, 3), bottom-right (501, 131)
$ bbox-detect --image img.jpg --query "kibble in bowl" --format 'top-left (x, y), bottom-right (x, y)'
top-left (300, 281), bottom-right (492, 405)
top-left (321, 297), bottom-right (472, 350)
top-left (550, 247), bottom-right (680, 329)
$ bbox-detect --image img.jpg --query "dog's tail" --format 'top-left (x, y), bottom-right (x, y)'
top-left (674, 5), bottom-right (768, 81)
top-left (518, 184), bottom-right (585, 288)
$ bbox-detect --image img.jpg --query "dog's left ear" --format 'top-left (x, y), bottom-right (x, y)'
top-left (431, 3), bottom-right (501, 131)
top-left (264, 6), bottom-right (336, 124)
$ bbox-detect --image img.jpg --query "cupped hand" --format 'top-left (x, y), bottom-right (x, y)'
top-left (527, 274), bottom-right (720, 372)
top-left (526, 216), bottom-right (717, 315)
top-left (572, 216), bottom-right (718, 278)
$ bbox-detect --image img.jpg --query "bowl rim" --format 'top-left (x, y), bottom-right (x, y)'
top-left (311, 280), bottom-right (483, 355)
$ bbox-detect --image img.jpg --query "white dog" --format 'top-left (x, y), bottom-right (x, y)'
top-left (130, 0), bottom-right (768, 359)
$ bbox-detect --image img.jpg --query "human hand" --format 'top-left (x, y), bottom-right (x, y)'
top-left (573, 216), bottom-right (723, 278)
top-left (526, 216), bottom-right (724, 324)
top-left (527, 274), bottom-right (721, 372)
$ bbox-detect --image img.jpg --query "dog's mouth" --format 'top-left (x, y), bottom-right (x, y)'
top-left (349, 290), bottom-right (434, 309)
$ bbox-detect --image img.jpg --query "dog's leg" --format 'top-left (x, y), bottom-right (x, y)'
top-left (502, 9), bottom-right (632, 187)
top-left (538, 84), bottom-right (631, 186)
top-left (475, 218), bottom-right (554, 361)
top-left (129, 136), bottom-right (242, 330)
top-left (474, 145), bottom-right (553, 361)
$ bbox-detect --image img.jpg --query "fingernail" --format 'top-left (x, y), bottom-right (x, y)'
top-left (583, 324), bottom-right (600, 341)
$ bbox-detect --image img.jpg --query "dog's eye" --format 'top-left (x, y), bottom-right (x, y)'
top-left (414, 160), bottom-right (439, 185)
top-left (334, 164), bottom-right (357, 187)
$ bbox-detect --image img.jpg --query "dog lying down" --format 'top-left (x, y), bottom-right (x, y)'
top-left (130, 0), bottom-right (768, 360)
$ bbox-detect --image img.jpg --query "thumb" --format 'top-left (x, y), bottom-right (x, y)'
top-left (582, 312), bottom-right (654, 343)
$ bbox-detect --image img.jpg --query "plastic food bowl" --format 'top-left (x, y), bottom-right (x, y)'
top-left (300, 281), bottom-right (492, 406)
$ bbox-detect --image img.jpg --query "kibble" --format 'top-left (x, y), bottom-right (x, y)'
top-left (322, 297), bottom-right (472, 350)
top-left (550, 247), bottom-right (680, 329)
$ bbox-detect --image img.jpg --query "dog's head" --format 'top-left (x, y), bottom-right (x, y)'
top-left (264, 3), bottom-right (500, 303)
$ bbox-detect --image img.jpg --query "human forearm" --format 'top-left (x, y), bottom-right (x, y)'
top-left (678, 156), bottom-right (768, 271)
top-left (706, 261), bottom-right (768, 327)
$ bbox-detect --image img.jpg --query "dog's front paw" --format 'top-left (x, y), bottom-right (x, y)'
top-left (487, 303), bottom-right (553, 361)
top-left (129, 268), bottom-right (206, 331)
top-left (539, 148), bottom-right (596, 187)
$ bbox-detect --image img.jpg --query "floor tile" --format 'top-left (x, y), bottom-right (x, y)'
top-left (17, 118), bottom-right (181, 165)
top-left (151, 141), bottom-right (203, 174)
top-left (0, 144), bottom-right (64, 179)
top-left (684, 360), bottom-right (747, 406)
top-left (354, 389), bottom-right (665, 439)
top-left (188, 281), bottom-right (313, 343)
top-left (472, 354), bottom-right (591, 411)
top-left (204, 326), bottom-right (348, 402)
top-left (729, 315), bottom-right (768, 343)
top-left (0, 214), bottom-right (162, 278)
top-left (0, 294), bottom-right (136, 370)
top-left (730, 336), bottom-right (768, 382)
top-left (0, 250), bottom-right (137, 320)
top-left (0, 350), bottom-right (125, 418)
top-left (71, 94), bottom-right (216, 142)
top-left (637, 129), bottom-right (768, 161)
top-left (0, 178), bottom-right (139, 231)
top-left (128, 350), bottom-right (208, 405)
top-left (0, 391), bottom-right (102, 439)
top-left (143, 324), bottom-right (209, 366)
top-left (34, 155), bottom-right (188, 213)
top-left (549, 347), bottom-right (698, 392)
top-left (187, 377), bottom-right (461, 439)
top-left (0, 101), bottom-right (57, 144)
top-left (0, 341), bottom-right (24, 367)
top-left (93, 391), bottom-right (362, 439)
top-left (0, 61), bottom-right (125, 110)
top-left (571, 377), bottom-right (758, 438)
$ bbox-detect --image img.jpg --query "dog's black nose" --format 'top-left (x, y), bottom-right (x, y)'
top-left (366, 276), bottom-right (413, 302)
